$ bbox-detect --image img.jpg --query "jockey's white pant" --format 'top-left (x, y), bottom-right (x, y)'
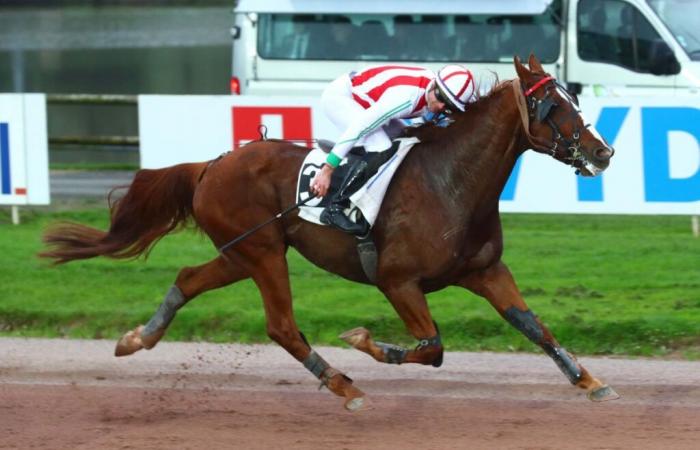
top-left (321, 74), bottom-right (393, 153)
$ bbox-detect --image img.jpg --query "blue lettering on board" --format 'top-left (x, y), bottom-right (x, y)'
top-left (577, 107), bottom-right (630, 201)
top-left (642, 107), bottom-right (700, 202)
top-left (0, 123), bottom-right (10, 195)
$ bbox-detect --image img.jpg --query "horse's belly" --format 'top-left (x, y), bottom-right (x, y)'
top-left (464, 241), bottom-right (502, 271)
top-left (286, 220), bottom-right (372, 285)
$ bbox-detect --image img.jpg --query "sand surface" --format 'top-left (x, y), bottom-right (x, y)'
top-left (1, 338), bottom-right (698, 449)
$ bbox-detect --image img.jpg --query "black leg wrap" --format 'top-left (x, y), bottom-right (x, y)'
top-left (503, 307), bottom-right (544, 344)
top-left (504, 307), bottom-right (582, 385)
top-left (416, 334), bottom-right (442, 349)
top-left (417, 333), bottom-right (444, 368)
top-left (303, 350), bottom-right (350, 389)
top-left (375, 342), bottom-right (408, 364)
top-left (143, 285), bottom-right (186, 336)
top-left (544, 343), bottom-right (583, 385)
top-left (303, 350), bottom-right (331, 379)
top-left (376, 331), bottom-right (443, 366)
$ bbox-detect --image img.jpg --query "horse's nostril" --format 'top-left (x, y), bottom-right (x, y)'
top-left (594, 147), bottom-right (613, 161)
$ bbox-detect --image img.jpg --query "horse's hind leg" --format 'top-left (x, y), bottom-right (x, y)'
top-left (458, 261), bottom-right (620, 402)
top-left (247, 249), bottom-right (366, 411)
top-left (340, 281), bottom-right (444, 367)
top-left (115, 255), bottom-right (247, 356)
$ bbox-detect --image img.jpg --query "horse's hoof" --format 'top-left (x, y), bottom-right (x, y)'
top-left (588, 384), bottom-right (620, 402)
top-left (140, 328), bottom-right (165, 350)
top-left (344, 396), bottom-right (368, 412)
top-left (114, 325), bottom-right (145, 357)
top-left (339, 327), bottom-right (370, 348)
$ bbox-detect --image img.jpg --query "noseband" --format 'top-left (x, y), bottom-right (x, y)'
top-left (520, 76), bottom-right (591, 170)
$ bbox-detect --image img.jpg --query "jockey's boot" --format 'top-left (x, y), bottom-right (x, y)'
top-left (320, 160), bottom-right (370, 236)
top-left (320, 201), bottom-right (369, 235)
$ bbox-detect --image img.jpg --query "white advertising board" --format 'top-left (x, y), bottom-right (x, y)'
top-left (139, 95), bottom-right (700, 215)
top-left (0, 94), bottom-right (50, 206)
top-left (138, 95), bottom-right (334, 169)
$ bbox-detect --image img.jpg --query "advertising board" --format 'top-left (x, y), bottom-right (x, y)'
top-left (139, 95), bottom-right (699, 215)
top-left (0, 94), bottom-right (50, 206)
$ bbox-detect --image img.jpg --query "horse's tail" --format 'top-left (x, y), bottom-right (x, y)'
top-left (40, 162), bottom-right (207, 264)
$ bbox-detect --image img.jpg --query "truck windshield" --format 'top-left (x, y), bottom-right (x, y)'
top-left (257, 8), bottom-right (561, 63)
top-left (647, 0), bottom-right (700, 60)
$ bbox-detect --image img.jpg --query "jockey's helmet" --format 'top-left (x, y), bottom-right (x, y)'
top-left (435, 64), bottom-right (475, 112)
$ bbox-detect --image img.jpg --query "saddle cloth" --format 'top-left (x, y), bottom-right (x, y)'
top-left (296, 137), bottom-right (419, 227)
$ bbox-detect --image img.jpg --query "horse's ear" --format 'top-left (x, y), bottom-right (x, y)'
top-left (528, 53), bottom-right (544, 73)
top-left (514, 55), bottom-right (530, 81)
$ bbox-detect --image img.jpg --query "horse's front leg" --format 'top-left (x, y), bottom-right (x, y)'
top-left (340, 281), bottom-right (444, 367)
top-left (458, 261), bottom-right (619, 402)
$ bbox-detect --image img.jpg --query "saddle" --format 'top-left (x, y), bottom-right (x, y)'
top-left (296, 140), bottom-right (402, 284)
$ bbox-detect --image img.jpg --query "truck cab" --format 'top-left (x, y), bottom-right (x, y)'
top-left (567, 0), bottom-right (698, 96)
top-left (230, 0), bottom-right (699, 97)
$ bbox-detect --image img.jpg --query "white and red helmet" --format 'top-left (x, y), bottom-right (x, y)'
top-left (435, 64), bottom-right (475, 112)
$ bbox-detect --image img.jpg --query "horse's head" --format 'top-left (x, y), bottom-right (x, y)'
top-left (513, 54), bottom-right (614, 176)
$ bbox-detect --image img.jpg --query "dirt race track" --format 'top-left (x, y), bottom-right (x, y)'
top-left (1, 338), bottom-right (699, 450)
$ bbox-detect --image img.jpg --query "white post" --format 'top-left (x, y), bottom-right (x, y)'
top-left (11, 206), bottom-right (20, 225)
top-left (692, 216), bottom-right (699, 238)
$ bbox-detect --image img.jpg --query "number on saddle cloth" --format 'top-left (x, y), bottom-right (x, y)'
top-left (297, 140), bottom-right (401, 207)
top-left (297, 153), bottom-right (366, 208)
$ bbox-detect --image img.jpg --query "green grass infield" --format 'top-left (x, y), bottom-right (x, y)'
top-left (1, 205), bottom-right (698, 360)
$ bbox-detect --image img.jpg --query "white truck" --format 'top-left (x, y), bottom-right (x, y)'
top-left (204, 0), bottom-right (698, 220)
top-left (230, 0), bottom-right (700, 97)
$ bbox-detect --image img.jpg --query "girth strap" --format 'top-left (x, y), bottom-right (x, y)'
top-left (356, 234), bottom-right (378, 284)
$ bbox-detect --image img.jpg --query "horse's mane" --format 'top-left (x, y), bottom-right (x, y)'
top-left (404, 74), bottom-right (515, 143)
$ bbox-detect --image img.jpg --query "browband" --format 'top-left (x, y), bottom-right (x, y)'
top-left (523, 76), bottom-right (555, 97)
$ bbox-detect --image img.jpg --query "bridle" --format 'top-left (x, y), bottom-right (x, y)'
top-left (519, 75), bottom-right (592, 170)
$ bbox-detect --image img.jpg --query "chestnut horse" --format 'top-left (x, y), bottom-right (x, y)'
top-left (41, 55), bottom-right (618, 410)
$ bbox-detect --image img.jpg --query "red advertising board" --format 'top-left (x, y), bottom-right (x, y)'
top-left (232, 106), bottom-right (313, 148)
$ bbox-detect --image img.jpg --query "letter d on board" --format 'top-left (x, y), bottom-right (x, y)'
top-left (642, 107), bottom-right (700, 202)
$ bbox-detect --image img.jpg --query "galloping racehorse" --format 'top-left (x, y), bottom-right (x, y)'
top-left (41, 55), bottom-right (619, 410)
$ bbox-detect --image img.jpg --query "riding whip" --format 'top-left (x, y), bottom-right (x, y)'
top-left (218, 194), bottom-right (317, 253)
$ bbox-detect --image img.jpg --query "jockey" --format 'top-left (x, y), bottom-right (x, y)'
top-left (311, 64), bottom-right (477, 234)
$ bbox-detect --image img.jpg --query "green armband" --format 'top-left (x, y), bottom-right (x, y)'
top-left (326, 152), bottom-right (342, 168)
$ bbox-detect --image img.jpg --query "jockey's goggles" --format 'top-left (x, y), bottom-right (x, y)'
top-left (433, 86), bottom-right (456, 115)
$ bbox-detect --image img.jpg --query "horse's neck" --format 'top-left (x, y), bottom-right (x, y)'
top-left (427, 82), bottom-right (525, 216)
